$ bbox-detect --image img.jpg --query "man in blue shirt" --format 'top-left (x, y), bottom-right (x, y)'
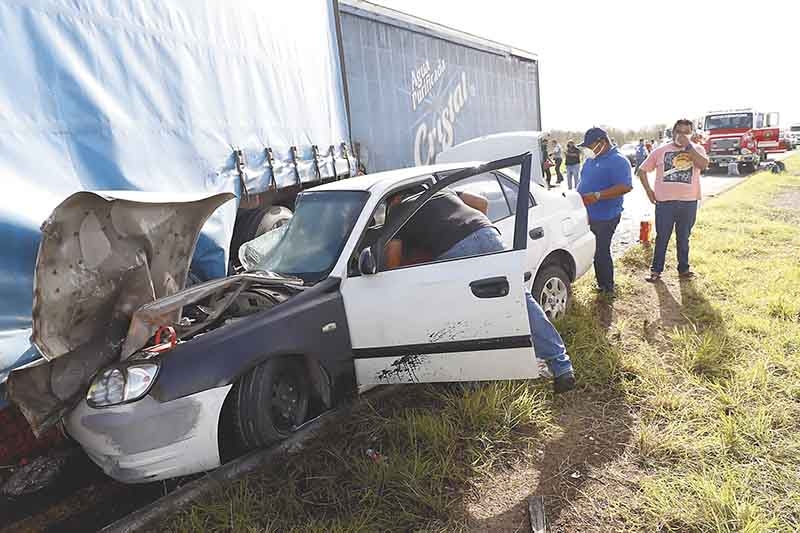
top-left (576, 128), bottom-right (633, 294)
top-left (635, 138), bottom-right (648, 172)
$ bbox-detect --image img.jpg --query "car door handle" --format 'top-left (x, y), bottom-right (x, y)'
top-left (469, 276), bottom-right (509, 298)
top-left (524, 271), bottom-right (532, 282)
top-left (529, 227), bottom-right (544, 240)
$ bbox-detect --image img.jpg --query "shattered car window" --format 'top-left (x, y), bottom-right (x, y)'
top-left (239, 191), bottom-right (368, 283)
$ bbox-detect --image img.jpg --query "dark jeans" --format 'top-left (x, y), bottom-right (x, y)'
top-left (589, 216), bottom-right (620, 291)
top-left (651, 200), bottom-right (698, 274)
top-left (542, 164), bottom-right (552, 186)
top-left (553, 157), bottom-right (563, 182)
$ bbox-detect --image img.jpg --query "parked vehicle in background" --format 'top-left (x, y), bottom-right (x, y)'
top-left (618, 142), bottom-right (639, 167)
top-left (789, 124), bottom-right (800, 148)
top-left (700, 108), bottom-right (784, 173)
top-left (779, 131), bottom-right (793, 151)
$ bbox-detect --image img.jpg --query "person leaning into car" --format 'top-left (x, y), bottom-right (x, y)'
top-left (576, 127), bottom-right (634, 295)
top-left (383, 187), bottom-right (576, 393)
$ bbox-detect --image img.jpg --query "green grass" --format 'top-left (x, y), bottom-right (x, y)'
top-left (165, 382), bottom-right (555, 533)
top-left (164, 155), bottom-right (800, 532)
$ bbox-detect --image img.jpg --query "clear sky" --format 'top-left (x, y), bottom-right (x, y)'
top-left (371, 0), bottom-right (800, 131)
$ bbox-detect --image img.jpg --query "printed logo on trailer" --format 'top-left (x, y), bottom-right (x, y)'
top-left (662, 151), bottom-right (693, 184)
top-left (413, 70), bottom-right (471, 166)
top-left (410, 59), bottom-right (446, 111)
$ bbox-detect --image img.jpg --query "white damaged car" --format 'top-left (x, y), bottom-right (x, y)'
top-left (9, 152), bottom-right (593, 483)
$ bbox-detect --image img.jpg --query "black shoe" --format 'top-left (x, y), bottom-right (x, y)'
top-left (594, 285), bottom-right (615, 296)
top-left (553, 371), bottom-right (576, 394)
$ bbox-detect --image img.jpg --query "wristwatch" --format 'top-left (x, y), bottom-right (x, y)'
top-left (593, 191), bottom-right (601, 201)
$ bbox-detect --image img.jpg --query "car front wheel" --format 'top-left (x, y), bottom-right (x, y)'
top-left (232, 357), bottom-right (310, 450)
top-left (532, 264), bottom-right (571, 321)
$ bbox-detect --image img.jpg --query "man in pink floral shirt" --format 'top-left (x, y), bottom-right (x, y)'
top-left (637, 119), bottom-right (709, 281)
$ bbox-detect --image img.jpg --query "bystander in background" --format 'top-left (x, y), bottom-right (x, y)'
top-left (541, 137), bottom-right (553, 188)
top-left (564, 140), bottom-right (581, 190)
top-left (551, 139), bottom-right (564, 185)
top-left (635, 138), bottom-right (648, 172)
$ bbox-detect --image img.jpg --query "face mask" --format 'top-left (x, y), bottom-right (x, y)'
top-left (580, 144), bottom-right (600, 159)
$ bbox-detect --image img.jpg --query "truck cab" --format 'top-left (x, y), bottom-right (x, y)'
top-left (701, 109), bottom-right (783, 173)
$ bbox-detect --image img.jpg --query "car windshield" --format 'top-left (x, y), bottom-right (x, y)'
top-left (239, 190), bottom-right (368, 283)
top-left (704, 113), bottom-right (752, 130)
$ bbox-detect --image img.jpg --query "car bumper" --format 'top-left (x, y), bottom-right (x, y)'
top-left (709, 153), bottom-right (757, 165)
top-left (64, 384), bottom-right (232, 483)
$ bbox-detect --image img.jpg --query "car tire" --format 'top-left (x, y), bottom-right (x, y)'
top-left (231, 357), bottom-right (310, 450)
top-left (532, 263), bottom-right (571, 321)
top-left (741, 162), bottom-right (756, 174)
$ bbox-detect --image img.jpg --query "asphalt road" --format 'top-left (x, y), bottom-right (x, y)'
top-left (548, 150), bottom-right (794, 257)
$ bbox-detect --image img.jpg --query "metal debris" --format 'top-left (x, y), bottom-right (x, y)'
top-left (1, 455), bottom-right (68, 497)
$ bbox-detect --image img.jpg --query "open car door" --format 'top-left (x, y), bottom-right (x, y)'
top-left (341, 153), bottom-right (539, 385)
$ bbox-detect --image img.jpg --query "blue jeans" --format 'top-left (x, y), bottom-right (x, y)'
top-left (565, 164), bottom-right (580, 190)
top-left (589, 216), bottom-right (620, 291)
top-left (651, 200), bottom-right (698, 274)
top-left (437, 227), bottom-right (573, 377)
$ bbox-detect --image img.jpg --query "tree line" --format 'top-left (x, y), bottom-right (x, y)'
top-left (544, 124), bottom-right (669, 148)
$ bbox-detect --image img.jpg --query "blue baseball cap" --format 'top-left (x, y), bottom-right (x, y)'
top-left (578, 127), bottom-right (609, 148)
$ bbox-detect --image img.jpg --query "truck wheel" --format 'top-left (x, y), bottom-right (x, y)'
top-left (230, 205), bottom-right (293, 269)
top-left (232, 357), bottom-right (310, 450)
top-left (741, 162), bottom-right (756, 174)
top-left (252, 205), bottom-right (293, 238)
top-left (532, 264), bottom-right (571, 321)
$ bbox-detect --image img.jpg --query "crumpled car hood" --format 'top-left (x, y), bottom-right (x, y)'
top-left (31, 191), bottom-right (234, 360)
top-left (9, 191), bottom-right (234, 435)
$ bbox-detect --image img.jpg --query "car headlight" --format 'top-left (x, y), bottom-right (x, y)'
top-left (87, 363), bottom-right (159, 407)
top-left (740, 147), bottom-right (751, 155)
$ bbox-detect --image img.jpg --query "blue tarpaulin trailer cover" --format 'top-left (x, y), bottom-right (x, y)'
top-left (0, 0), bottom-right (350, 406)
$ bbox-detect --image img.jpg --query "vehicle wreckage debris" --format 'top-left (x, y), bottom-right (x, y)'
top-left (528, 495), bottom-right (547, 533)
top-left (1, 453), bottom-right (70, 497)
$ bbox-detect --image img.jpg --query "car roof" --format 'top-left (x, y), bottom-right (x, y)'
top-left (310, 161), bottom-right (484, 194)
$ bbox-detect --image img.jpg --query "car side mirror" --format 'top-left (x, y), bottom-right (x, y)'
top-left (358, 247), bottom-right (377, 275)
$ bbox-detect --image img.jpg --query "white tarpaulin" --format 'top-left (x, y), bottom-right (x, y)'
top-left (0, 0), bottom-right (350, 404)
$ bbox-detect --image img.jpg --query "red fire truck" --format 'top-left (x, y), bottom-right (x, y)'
top-left (700, 109), bottom-right (784, 173)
